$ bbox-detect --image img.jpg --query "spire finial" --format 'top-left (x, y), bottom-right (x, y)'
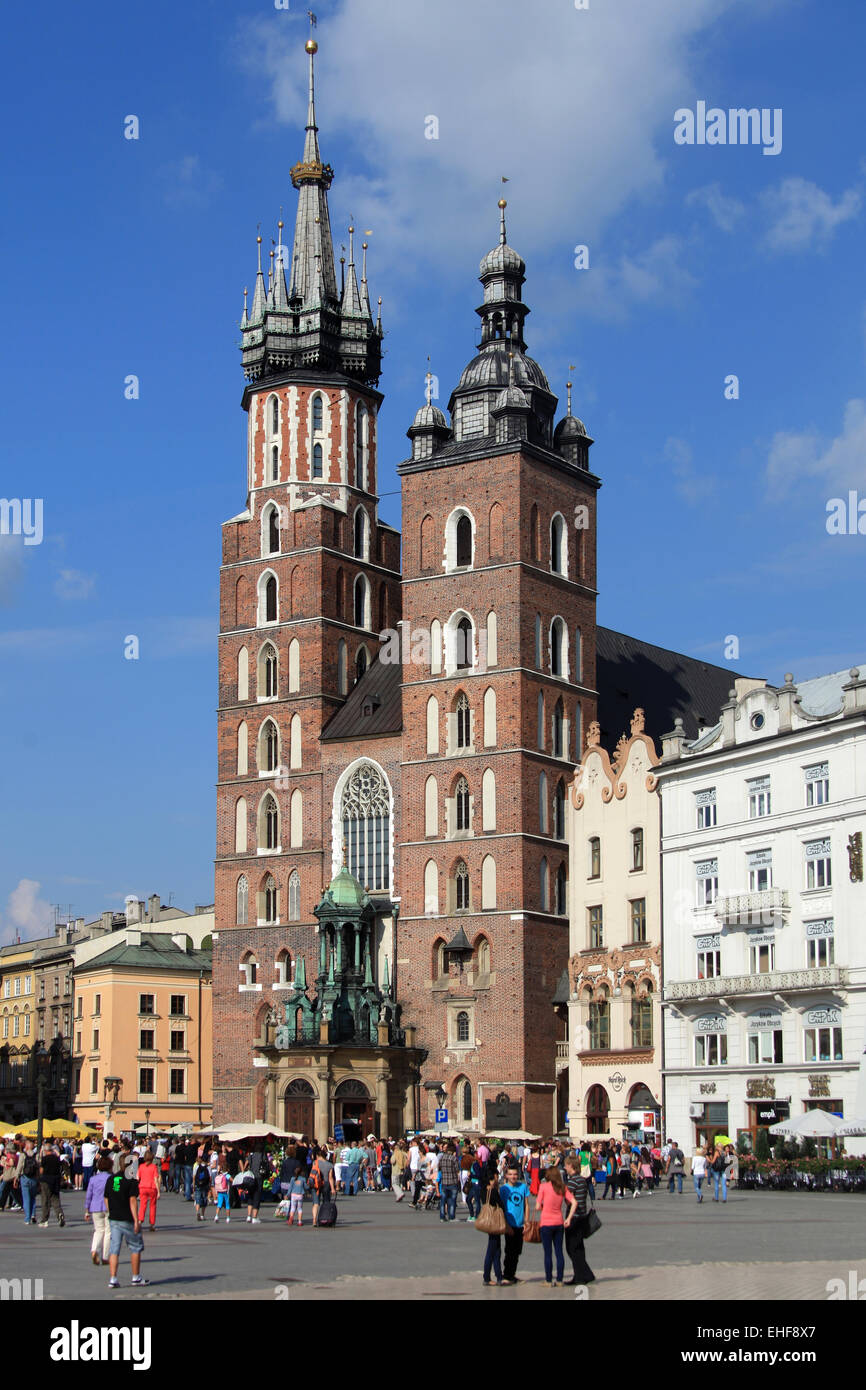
top-left (507, 331), bottom-right (514, 388)
top-left (361, 240), bottom-right (368, 287)
top-left (348, 224), bottom-right (355, 264)
top-left (376, 296), bottom-right (382, 330)
top-left (425, 359), bottom-right (433, 407)
top-left (498, 197), bottom-right (507, 246)
top-left (256, 235), bottom-right (263, 273)
top-left (305, 14), bottom-right (319, 131)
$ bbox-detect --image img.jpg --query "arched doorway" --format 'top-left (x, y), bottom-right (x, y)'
top-left (334, 1077), bottom-right (373, 1141)
top-left (284, 1077), bottom-right (315, 1137)
top-left (586, 1084), bottom-right (610, 1135)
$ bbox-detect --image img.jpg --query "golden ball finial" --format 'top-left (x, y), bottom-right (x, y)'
top-left (498, 198), bottom-right (507, 209)
top-left (348, 225), bottom-right (354, 234)
top-left (257, 235), bottom-right (262, 244)
top-left (306, 38), bottom-right (318, 54)
top-left (278, 220), bottom-right (284, 231)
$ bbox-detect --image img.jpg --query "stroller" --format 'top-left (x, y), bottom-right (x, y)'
top-left (418, 1177), bottom-right (440, 1211)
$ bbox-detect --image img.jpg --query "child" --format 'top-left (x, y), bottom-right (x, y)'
top-left (213, 1167), bottom-right (231, 1222)
top-left (193, 1160), bottom-right (211, 1221)
top-left (288, 1170), bottom-right (307, 1226)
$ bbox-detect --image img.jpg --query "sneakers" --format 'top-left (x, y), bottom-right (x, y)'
top-left (131, 1276), bottom-right (149, 1286)
top-left (214, 1213), bottom-right (220, 1221)
top-left (251, 1217), bottom-right (260, 1224)
top-left (39, 1221), bottom-right (49, 1227)
top-left (246, 1213), bottom-right (252, 1223)
top-left (225, 1215), bottom-right (230, 1222)
top-left (109, 1277), bottom-right (119, 1288)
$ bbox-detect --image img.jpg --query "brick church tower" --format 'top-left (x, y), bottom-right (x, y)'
top-left (396, 201), bottom-right (600, 1134)
top-left (213, 37), bottom-right (400, 1124)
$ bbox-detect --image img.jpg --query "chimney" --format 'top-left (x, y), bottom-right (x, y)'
top-left (720, 689), bottom-right (738, 747)
top-left (171, 933), bottom-right (189, 952)
top-left (842, 668), bottom-right (866, 717)
top-left (75, 917), bottom-right (85, 935)
top-left (101, 911), bottom-right (113, 933)
top-left (777, 673), bottom-right (798, 732)
top-left (147, 894), bottom-right (161, 923)
top-left (660, 717), bottom-right (688, 763)
top-left (125, 898), bottom-right (144, 925)
top-left (127, 928), bottom-right (141, 947)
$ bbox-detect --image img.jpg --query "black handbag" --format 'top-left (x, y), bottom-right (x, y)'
top-left (582, 1208), bottom-right (602, 1238)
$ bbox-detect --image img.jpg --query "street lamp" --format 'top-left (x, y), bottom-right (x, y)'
top-left (144, 1108), bottom-right (151, 1142)
top-left (34, 1044), bottom-right (50, 1151)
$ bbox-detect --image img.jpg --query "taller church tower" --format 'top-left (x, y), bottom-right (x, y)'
top-left (397, 202), bottom-right (601, 1134)
top-left (213, 38), bottom-right (400, 1124)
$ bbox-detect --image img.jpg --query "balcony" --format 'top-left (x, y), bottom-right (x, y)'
top-left (556, 1040), bottom-right (569, 1074)
top-left (713, 889), bottom-right (789, 925)
top-left (665, 965), bottom-right (847, 1002)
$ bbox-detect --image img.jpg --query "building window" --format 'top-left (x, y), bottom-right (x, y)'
top-left (237, 875), bottom-right (249, 925)
top-left (455, 860), bottom-right (470, 912)
top-left (139, 1068), bottom-right (155, 1095)
top-left (455, 776), bottom-right (470, 832)
top-left (555, 863), bottom-right (567, 915)
top-left (456, 693), bottom-right (471, 749)
top-left (77, 997), bottom-right (82, 1018)
top-left (540, 858), bottom-right (549, 912)
top-left (539, 772), bottom-right (548, 833)
top-left (139, 1029), bottom-right (154, 1051)
top-left (747, 776), bottom-right (771, 818)
top-left (170, 1068), bottom-right (185, 1095)
top-left (312, 393), bottom-right (324, 433)
top-left (40, 979), bottom-right (46, 1002)
top-left (312, 443), bottom-right (323, 479)
top-left (354, 575), bottom-right (369, 629)
top-left (748, 850), bottom-right (772, 893)
top-left (455, 617), bottom-right (472, 670)
top-left (356, 646), bottom-right (368, 682)
top-left (288, 870), bottom-right (301, 922)
top-left (695, 788), bottom-right (717, 829)
top-left (804, 763), bottom-right (829, 806)
top-left (462, 1079), bottom-right (473, 1123)
top-left (260, 643), bottom-right (278, 698)
top-left (749, 1028), bottom-right (783, 1064)
top-left (263, 875), bottom-right (278, 924)
top-left (53, 977), bottom-right (59, 998)
top-left (552, 699), bottom-right (564, 757)
top-left (804, 1026), bottom-right (843, 1063)
top-left (588, 997), bottom-right (609, 1050)
top-left (261, 794), bottom-right (279, 850)
top-left (696, 944), bottom-right (722, 979)
top-left (588, 837), bottom-right (601, 880)
top-left (241, 956), bottom-right (258, 987)
top-left (631, 992), bottom-right (653, 1048)
top-left (264, 575), bottom-right (277, 623)
top-left (456, 1010), bottom-right (470, 1043)
top-left (261, 720), bottom-right (279, 773)
top-left (271, 396), bottom-right (279, 435)
top-left (749, 940), bottom-right (775, 974)
top-left (170, 995), bottom-right (186, 1016)
top-left (553, 780), bottom-right (565, 839)
top-left (268, 506), bottom-right (280, 554)
top-left (91, 1067), bottom-right (98, 1094)
top-left (588, 905), bottom-right (603, 949)
top-left (805, 838), bottom-right (832, 890)
top-left (631, 827), bottom-right (644, 872)
top-left (586, 1084), bottom-right (610, 1134)
top-left (355, 403), bottom-right (369, 490)
top-left (805, 921), bottom-right (834, 968)
top-left (696, 859), bottom-right (718, 906)
top-left (550, 617), bottom-right (567, 678)
top-left (139, 994), bottom-right (154, 1016)
top-left (456, 514), bottom-right (472, 568)
top-left (630, 898), bottom-right (647, 943)
top-left (695, 1033), bottom-right (727, 1067)
top-left (271, 445), bottom-right (279, 482)
top-left (354, 508), bottom-right (367, 559)
top-left (550, 513), bottom-right (566, 575)
top-left (14, 977), bottom-right (21, 997)
top-left (341, 762), bottom-right (392, 892)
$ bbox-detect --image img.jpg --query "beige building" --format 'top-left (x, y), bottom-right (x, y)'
top-left (565, 709), bottom-right (663, 1140)
top-left (73, 915), bottom-right (214, 1135)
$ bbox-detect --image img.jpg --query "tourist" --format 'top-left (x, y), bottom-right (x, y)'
top-left (214, 1163), bottom-right (231, 1221)
top-left (500, 1164), bottom-right (530, 1285)
top-left (245, 1140), bottom-right (267, 1223)
top-left (391, 1139), bottom-right (408, 1201)
top-left (408, 1137), bottom-right (423, 1205)
top-left (725, 1143), bottom-right (738, 1190)
top-left (18, 1140), bottom-right (39, 1224)
top-left (466, 1150), bottom-right (484, 1222)
top-left (380, 1141), bottom-right (393, 1192)
top-left (309, 1146), bottom-right (336, 1226)
top-left (176, 1138), bottom-right (194, 1200)
top-left (38, 1143), bottom-right (65, 1227)
top-left (563, 1154), bottom-right (595, 1286)
top-left (536, 1164), bottom-right (579, 1287)
top-left (650, 1140), bottom-right (662, 1187)
top-left (710, 1144), bottom-right (729, 1203)
top-left (666, 1140), bottom-right (685, 1195)
top-left (193, 1156), bottom-right (211, 1220)
top-left (84, 1155), bottom-right (114, 1265)
top-left (692, 1146), bottom-right (708, 1203)
top-left (106, 1157), bottom-right (148, 1288)
top-left (615, 1145), bottom-right (631, 1200)
top-left (137, 1150), bottom-right (160, 1231)
top-left (479, 1164), bottom-right (504, 1287)
top-left (343, 1141), bottom-right (360, 1197)
top-left (0, 1142), bottom-right (23, 1211)
top-left (438, 1141), bottom-right (460, 1222)
top-left (425, 1143), bottom-right (441, 1204)
top-left (81, 1135), bottom-right (98, 1192)
top-left (636, 1146), bottom-right (654, 1197)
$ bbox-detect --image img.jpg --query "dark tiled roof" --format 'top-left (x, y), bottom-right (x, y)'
top-left (320, 655), bottom-right (403, 741)
top-left (78, 935), bottom-right (212, 973)
top-left (596, 627), bottom-right (749, 748)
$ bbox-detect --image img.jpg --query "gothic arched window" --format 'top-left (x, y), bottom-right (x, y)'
top-left (268, 506), bottom-right (280, 555)
top-left (263, 874), bottom-right (277, 924)
top-left (551, 513), bottom-right (566, 575)
top-left (456, 693), bottom-right (470, 749)
top-left (271, 445), bottom-right (279, 482)
top-left (456, 1010), bottom-right (470, 1043)
top-left (261, 794), bottom-right (279, 851)
top-left (553, 780), bottom-right (566, 839)
top-left (456, 617), bottom-right (472, 669)
top-left (456, 515), bottom-right (472, 567)
top-left (462, 1078), bottom-right (473, 1122)
top-left (261, 643), bottom-right (278, 698)
top-left (455, 860), bottom-right (470, 912)
top-left (261, 719), bottom-right (279, 773)
top-left (356, 646), bottom-right (368, 682)
top-left (555, 862), bottom-right (567, 915)
top-left (288, 870), bottom-right (301, 922)
top-left (312, 393), bottom-right (324, 433)
top-left (553, 698), bottom-right (564, 758)
top-left (236, 875), bottom-right (249, 926)
top-left (455, 776), bottom-right (470, 832)
top-left (264, 575), bottom-right (277, 624)
top-left (354, 508), bottom-right (367, 559)
top-left (340, 763), bottom-right (391, 892)
top-left (271, 396), bottom-right (279, 436)
top-left (312, 443), bottom-right (323, 479)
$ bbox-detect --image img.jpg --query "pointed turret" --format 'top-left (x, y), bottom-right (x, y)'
top-left (250, 237), bottom-right (267, 323)
top-left (340, 225), bottom-right (363, 317)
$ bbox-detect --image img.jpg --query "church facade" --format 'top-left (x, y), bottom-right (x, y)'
top-left (212, 39), bottom-right (735, 1137)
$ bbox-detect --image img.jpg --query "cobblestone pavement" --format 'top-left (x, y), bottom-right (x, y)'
top-left (1, 1187), bottom-right (863, 1301)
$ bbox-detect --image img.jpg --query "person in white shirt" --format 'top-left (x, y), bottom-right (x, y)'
top-left (691, 1147), bottom-right (709, 1203)
top-left (81, 1140), bottom-right (99, 1189)
top-left (408, 1141), bottom-right (423, 1207)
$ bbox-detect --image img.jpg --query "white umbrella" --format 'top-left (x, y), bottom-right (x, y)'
top-left (483, 1131), bottom-right (541, 1142)
top-left (831, 1117), bottom-right (866, 1137)
top-left (768, 1110), bottom-right (845, 1138)
top-left (215, 1123), bottom-right (296, 1140)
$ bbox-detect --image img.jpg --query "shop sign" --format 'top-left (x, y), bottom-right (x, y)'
top-left (747, 1009), bottom-right (783, 1031)
top-left (695, 1013), bottom-right (727, 1033)
top-left (754, 1103), bottom-right (789, 1126)
top-left (805, 1007), bottom-right (841, 1026)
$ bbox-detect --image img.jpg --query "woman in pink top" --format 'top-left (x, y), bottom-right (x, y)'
top-left (535, 1167), bottom-right (579, 1287)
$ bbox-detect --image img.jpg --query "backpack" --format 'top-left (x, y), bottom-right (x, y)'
top-left (215, 1171), bottom-right (229, 1193)
top-left (23, 1155), bottom-right (38, 1179)
top-left (194, 1165), bottom-right (211, 1189)
top-left (310, 1159), bottom-right (324, 1193)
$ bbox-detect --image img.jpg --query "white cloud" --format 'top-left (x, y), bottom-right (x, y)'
top-left (767, 399), bottom-right (866, 495)
top-left (237, 0), bottom-right (760, 306)
top-left (761, 177), bottom-right (861, 253)
top-left (0, 879), bottom-right (54, 946)
top-left (55, 568), bottom-right (96, 601)
top-left (158, 155), bottom-right (223, 210)
top-left (664, 435), bottom-right (717, 504)
top-left (685, 182), bottom-right (745, 232)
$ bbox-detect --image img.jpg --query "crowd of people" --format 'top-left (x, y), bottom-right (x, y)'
top-left (0, 1127), bottom-right (739, 1290)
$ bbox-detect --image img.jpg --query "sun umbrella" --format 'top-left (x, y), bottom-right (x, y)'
top-left (215, 1123), bottom-right (295, 1140)
top-left (13, 1118), bottom-right (96, 1140)
top-left (768, 1110), bottom-right (844, 1138)
top-left (483, 1131), bottom-right (541, 1142)
top-left (714, 1134), bottom-right (732, 1146)
top-left (830, 1117), bottom-right (866, 1137)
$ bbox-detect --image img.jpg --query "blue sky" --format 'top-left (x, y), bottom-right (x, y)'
top-left (1, 0), bottom-right (864, 938)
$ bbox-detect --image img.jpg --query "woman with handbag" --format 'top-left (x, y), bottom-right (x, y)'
top-left (476, 1169), bottom-right (506, 1286)
top-left (563, 1154), bottom-right (595, 1285)
top-left (535, 1166), bottom-right (578, 1287)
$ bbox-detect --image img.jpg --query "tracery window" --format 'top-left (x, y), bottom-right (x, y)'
top-left (340, 763), bottom-right (391, 892)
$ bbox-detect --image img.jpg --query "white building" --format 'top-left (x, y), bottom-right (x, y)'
top-left (656, 668), bottom-right (866, 1154)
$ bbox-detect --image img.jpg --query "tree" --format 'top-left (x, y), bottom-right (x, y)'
top-left (802, 1136), bottom-right (817, 1159)
top-left (754, 1126), bottom-right (771, 1161)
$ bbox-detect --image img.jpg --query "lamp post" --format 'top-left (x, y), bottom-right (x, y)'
top-left (34, 1044), bottom-right (50, 1151)
top-left (144, 1108), bottom-right (151, 1143)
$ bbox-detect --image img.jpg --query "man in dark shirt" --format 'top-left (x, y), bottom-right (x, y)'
top-left (106, 1162), bottom-right (148, 1288)
top-left (38, 1145), bottom-right (65, 1227)
top-left (175, 1139), bottom-right (194, 1201)
top-left (438, 1143), bottom-right (460, 1223)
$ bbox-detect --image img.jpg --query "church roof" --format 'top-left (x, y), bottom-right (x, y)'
top-left (320, 654), bottom-right (403, 741)
top-left (326, 865), bottom-right (369, 908)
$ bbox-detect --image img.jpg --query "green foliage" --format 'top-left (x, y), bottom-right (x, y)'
top-left (802, 1136), bottom-right (817, 1159)
top-left (754, 1126), bottom-right (771, 1161)
top-left (736, 1133), bottom-right (751, 1156)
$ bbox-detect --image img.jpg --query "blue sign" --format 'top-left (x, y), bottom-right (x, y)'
top-left (435, 1109), bottom-right (448, 1124)
top-left (334, 1124), bottom-right (345, 1141)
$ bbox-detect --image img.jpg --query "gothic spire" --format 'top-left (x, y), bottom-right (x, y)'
top-left (288, 36), bottom-right (338, 307)
top-left (340, 224), bottom-right (363, 317)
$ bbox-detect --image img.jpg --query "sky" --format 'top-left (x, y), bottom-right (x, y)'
top-left (1, 0), bottom-right (864, 939)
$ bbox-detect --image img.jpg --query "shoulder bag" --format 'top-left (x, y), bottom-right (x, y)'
top-left (475, 1190), bottom-right (506, 1236)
